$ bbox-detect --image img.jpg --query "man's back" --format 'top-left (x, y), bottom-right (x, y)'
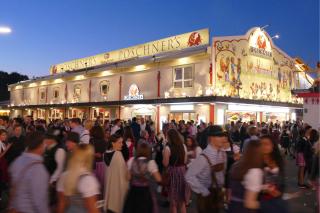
top-left (131, 122), bottom-right (140, 140)
top-left (5, 136), bottom-right (26, 165)
top-left (9, 153), bottom-right (49, 213)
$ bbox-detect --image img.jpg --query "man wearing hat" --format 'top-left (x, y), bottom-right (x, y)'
top-left (186, 125), bottom-right (228, 213)
top-left (43, 129), bottom-right (66, 207)
top-left (43, 129), bottom-right (66, 185)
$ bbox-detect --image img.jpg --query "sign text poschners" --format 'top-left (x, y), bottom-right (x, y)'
top-left (50, 29), bottom-right (209, 74)
top-left (249, 46), bottom-right (272, 58)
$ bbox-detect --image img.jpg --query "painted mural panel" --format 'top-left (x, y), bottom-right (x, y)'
top-left (213, 28), bottom-right (300, 103)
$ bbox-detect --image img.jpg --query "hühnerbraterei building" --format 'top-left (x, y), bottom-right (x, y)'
top-left (8, 27), bottom-right (313, 131)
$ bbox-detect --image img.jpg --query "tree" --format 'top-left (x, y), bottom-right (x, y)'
top-left (0, 71), bottom-right (29, 101)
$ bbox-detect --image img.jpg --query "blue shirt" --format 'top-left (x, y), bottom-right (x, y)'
top-left (9, 152), bottom-right (50, 213)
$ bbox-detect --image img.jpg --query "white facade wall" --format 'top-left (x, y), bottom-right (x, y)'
top-left (303, 101), bottom-right (320, 130)
top-left (67, 80), bottom-right (90, 103)
top-left (160, 61), bottom-right (210, 98)
top-left (10, 89), bottom-right (23, 106)
top-left (9, 57), bottom-right (210, 106)
top-left (47, 83), bottom-right (65, 104)
top-left (90, 75), bottom-right (120, 102)
top-left (122, 69), bottom-right (159, 100)
top-left (195, 104), bottom-right (210, 123)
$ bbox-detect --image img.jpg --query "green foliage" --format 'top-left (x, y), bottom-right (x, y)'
top-left (0, 71), bottom-right (29, 101)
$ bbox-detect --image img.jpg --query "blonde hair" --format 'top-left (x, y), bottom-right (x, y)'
top-left (64, 144), bottom-right (94, 196)
top-left (84, 120), bottom-right (94, 131)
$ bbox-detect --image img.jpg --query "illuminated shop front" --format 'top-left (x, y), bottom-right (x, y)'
top-left (216, 103), bottom-right (297, 125)
top-left (8, 27), bottom-right (312, 132)
top-left (0, 110), bottom-right (10, 116)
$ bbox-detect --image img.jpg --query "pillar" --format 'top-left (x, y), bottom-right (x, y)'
top-left (209, 104), bottom-right (215, 124)
top-left (260, 111), bottom-right (263, 123)
top-left (156, 105), bottom-right (160, 133)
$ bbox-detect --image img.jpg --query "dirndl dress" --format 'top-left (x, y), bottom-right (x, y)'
top-left (167, 165), bottom-right (190, 203)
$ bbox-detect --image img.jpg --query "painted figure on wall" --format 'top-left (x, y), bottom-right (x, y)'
top-left (269, 83), bottom-right (273, 95)
top-left (218, 56), bottom-right (226, 81)
top-left (282, 71), bottom-right (287, 88)
top-left (288, 71), bottom-right (293, 88)
top-left (230, 57), bottom-right (236, 83)
top-left (225, 57), bottom-right (230, 82)
top-left (276, 84), bottom-right (281, 98)
top-left (277, 67), bottom-right (282, 85)
top-left (236, 58), bottom-right (242, 83)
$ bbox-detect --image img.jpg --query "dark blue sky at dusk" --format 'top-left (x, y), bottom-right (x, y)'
top-left (0, 0), bottom-right (318, 77)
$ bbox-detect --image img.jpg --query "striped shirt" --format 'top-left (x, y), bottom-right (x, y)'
top-left (185, 144), bottom-right (226, 196)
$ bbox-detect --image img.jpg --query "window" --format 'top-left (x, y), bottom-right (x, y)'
top-left (74, 84), bottom-right (81, 97)
top-left (53, 88), bottom-right (59, 99)
top-left (100, 81), bottom-right (110, 96)
top-left (173, 65), bottom-right (194, 88)
top-left (40, 91), bottom-right (46, 100)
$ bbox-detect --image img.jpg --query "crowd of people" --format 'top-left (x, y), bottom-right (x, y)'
top-left (0, 115), bottom-right (319, 213)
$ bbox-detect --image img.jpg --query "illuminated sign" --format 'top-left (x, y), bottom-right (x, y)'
top-left (50, 29), bottom-right (209, 74)
top-left (249, 28), bottom-right (272, 58)
top-left (124, 84), bottom-right (144, 100)
top-left (170, 104), bottom-right (194, 111)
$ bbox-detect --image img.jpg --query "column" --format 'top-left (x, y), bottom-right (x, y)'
top-left (156, 105), bottom-right (160, 133)
top-left (209, 104), bottom-right (215, 124)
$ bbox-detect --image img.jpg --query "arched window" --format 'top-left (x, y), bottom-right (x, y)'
top-left (73, 84), bottom-right (81, 98)
top-left (40, 89), bottom-right (46, 100)
top-left (53, 87), bottom-right (60, 99)
top-left (100, 80), bottom-right (110, 96)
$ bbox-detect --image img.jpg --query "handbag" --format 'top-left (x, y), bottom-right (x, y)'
top-left (199, 153), bottom-right (225, 209)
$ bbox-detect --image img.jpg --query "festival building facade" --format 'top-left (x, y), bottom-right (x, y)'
top-left (8, 27), bottom-right (312, 132)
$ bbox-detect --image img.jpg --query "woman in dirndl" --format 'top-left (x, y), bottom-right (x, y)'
top-left (89, 125), bottom-right (107, 195)
top-left (123, 143), bottom-right (162, 213)
top-left (163, 128), bottom-right (190, 213)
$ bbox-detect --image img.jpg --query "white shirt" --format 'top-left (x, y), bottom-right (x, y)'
top-left (222, 144), bottom-right (240, 153)
top-left (57, 172), bottom-right (100, 198)
top-left (80, 129), bottom-right (90, 144)
top-left (127, 157), bottom-right (159, 174)
top-left (140, 123), bottom-right (146, 131)
top-left (110, 125), bottom-right (120, 135)
top-left (243, 168), bottom-right (263, 192)
top-left (191, 125), bottom-right (197, 136)
top-left (50, 148), bottom-right (66, 184)
top-left (0, 141), bottom-right (6, 154)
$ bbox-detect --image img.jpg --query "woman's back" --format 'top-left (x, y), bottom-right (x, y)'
top-left (57, 172), bottom-right (100, 213)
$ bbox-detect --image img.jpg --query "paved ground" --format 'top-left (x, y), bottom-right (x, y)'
top-left (158, 156), bottom-right (318, 213)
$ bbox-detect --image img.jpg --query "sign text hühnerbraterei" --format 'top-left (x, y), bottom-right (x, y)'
top-left (50, 29), bottom-right (209, 74)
